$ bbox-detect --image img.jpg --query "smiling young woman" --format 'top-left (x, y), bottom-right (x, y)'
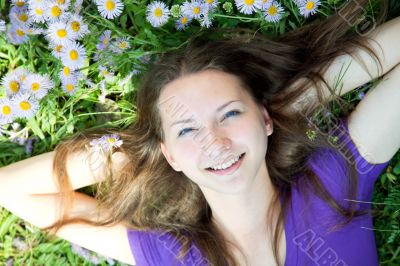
top-left (1, 0), bottom-right (399, 265)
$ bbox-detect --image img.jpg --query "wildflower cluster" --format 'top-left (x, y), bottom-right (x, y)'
top-left (0, 67), bottom-right (54, 124)
top-left (145, 0), bottom-right (322, 29)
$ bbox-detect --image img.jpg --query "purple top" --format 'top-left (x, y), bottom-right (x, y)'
top-left (127, 117), bottom-right (390, 266)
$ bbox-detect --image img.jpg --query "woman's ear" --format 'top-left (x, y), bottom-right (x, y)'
top-left (259, 104), bottom-right (273, 136)
top-left (160, 142), bottom-right (182, 172)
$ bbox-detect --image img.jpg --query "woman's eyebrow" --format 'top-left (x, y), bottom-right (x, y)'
top-left (169, 100), bottom-right (241, 128)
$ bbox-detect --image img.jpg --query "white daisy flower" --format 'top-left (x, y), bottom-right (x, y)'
top-left (7, 25), bottom-right (30, 44)
top-left (13, 67), bottom-right (31, 82)
top-left (66, 14), bottom-right (89, 40)
top-left (60, 41), bottom-right (86, 70)
top-left (12, 92), bottom-right (40, 119)
top-left (58, 66), bottom-right (79, 82)
top-left (10, 6), bottom-right (32, 28)
top-left (263, 1), bottom-right (284, 23)
top-left (1, 71), bottom-right (24, 96)
top-left (110, 36), bottom-right (130, 54)
top-left (45, 1), bottom-right (69, 22)
top-left (0, 98), bottom-right (15, 125)
top-left (98, 65), bottom-right (114, 80)
top-left (235, 0), bottom-right (263, 15)
top-left (49, 42), bottom-right (69, 59)
top-left (61, 77), bottom-right (79, 95)
top-left (22, 73), bottom-right (54, 100)
top-left (146, 1), bottom-right (170, 27)
top-left (28, 1), bottom-right (47, 23)
top-left (298, 0), bottom-right (320, 18)
top-left (181, 0), bottom-right (205, 19)
top-left (203, 0), bottom-right (219, 11)
top-left (11, 0), bottom-right (27, 9)
top-left (94, 133), bottom-right (123, 153)
top-left (175, 15), bottom-right (192, 31)
top-left (54, 0), bottom-right (71, 9)
top-left (46, 21), bottom-right (74, 45)
top-left (97, 0), bottom-right (124, 20)
top-left (96, 30), bottom-right (112, 50)
top-left (0, 20), bottom-right (6, 32)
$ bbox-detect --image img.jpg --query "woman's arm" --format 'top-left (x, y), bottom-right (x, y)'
top-left (0, 152), bottom-right (135, 265)
top-left (0, 150), bottom-right (128, 195)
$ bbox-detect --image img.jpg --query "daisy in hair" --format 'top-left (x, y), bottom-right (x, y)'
top-left (66, 13), bottom-right (89, 40)
top-left (46, 21), bottom-right (74, 45)
top-left (181, 0), bottom-right (206, 20)
top-left (27, 1), bottom-right (47, 23)
top-left (0, 20), bottom-right (5, 32)
top-left (96, 30), bottom-right (112, 50)
top-left (60, 41), bottom-right (86, 70)
top-left (22, 73), bottom-right (54, 100)
top-left (235, 0), bottom-right (263, 15)
top-left (61, 76), bottom-right (79, 95)
top-left (298, 0), bottom-right (320, 18)
top-left (44, 1), bottom-right (69, 22)
top-left (0, 98), bottom-right (15, 125)
top-left (146, 1), bottom-right (171, 27)
top-left (175, 15), bottom-right (193, 31)
top-left (198, 6), bottom-right (214, 28)
top-left (110, 36), bottom-right (130, 54)
top-left (11, 92), bottom-right (40, 119)
top-left (263, 0), bottom-right (284, 23)
top-left (1, 71), bottom-right (24, 96)
top-left (90, 133), bottom-right (123, 153)
top-left (203, 0), bottom-right (219, 11)
top-left (97, 0), bottom-right (124, 20)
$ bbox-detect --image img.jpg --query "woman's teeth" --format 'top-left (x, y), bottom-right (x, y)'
top-left (208, 153), bottom-right (243, 170)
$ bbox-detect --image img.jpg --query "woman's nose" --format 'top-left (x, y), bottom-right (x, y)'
top-left (206, 134), bottom-right (232, 163)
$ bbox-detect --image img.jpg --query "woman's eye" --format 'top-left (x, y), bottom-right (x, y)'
top-left (222, 110), bottom-right (241, 121)
top-left (178, 128), bottom-right (195, 137)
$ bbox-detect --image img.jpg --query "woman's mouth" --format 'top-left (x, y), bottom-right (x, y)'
top-left (205, 153), bottom-right (245, 175)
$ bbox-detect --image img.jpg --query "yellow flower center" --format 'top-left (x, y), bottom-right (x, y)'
top-left (306, 1), bottom-right (314, 10)
top-left (244, 0), bottom-right (255, 5)
top-left (103, 38), bottom-right (109, 45)
top-left (102, 70), bottom-right (109, 76)
top-left (35, 8), bottom-right (43, 15)
top-left (51, 6), bottom-right (61, 17)
top-left (69, 50), bottom-right (78, 60)
top-left (63, 66), bottom-right (70, 76)
top-left (181, 17), bottom-right (188, 24)
top-left (16, 29), bottom-right (25, 37)
top-left (154, 8), bottom-right (163, 17)
top-left (193, 7), bottom-right (200, 14)
top-left (105, 0), bottom-right (115, 11)
top-left (19, 14), bottom-right (28, 22)
top-left (56, 0), bottom-right (65, 4)
top-left (10, 81), bottom-right (20, 92)
top-left (268, 6), bottom-right (277, 15)
top-left (71, 21), bottom-right (80, 32)
top-left (31, 82), bottom-right (40, 91)
top-left (206, 0), bottom-right (214, 4)
top-left (55, 45), bottom-right (62, 52)
top-left (107, 138), bottom-right (116, 144)
top-left (2, 105), bottom-right (11, 115)
top-left (20, 101), bottom-right (31, 111)
top-left (16, 1), bottom-right (25, 7)
top-left (119, 42), bottom-right (127, 49)
top-left (66, 84), bottom-right (74, 91)
top-left (57, 29), bottom-right (67, 38)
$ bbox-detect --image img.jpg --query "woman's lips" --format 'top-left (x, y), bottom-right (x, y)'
top-left (206, 153), bottom-right (245, 175)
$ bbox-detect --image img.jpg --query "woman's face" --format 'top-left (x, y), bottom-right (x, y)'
top-left (158, 69), bottom-right (273, 194)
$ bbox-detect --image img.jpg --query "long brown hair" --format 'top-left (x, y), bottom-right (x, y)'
top-left (42, 0), bottom-right (389, 265)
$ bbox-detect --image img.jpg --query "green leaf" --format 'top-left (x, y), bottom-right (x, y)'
top-left (393, 162), bottom-right (400, 175)
top-left (27, 118), bottom-right (45, 140)
top-left (387, 173), bottom-right (397, 183)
